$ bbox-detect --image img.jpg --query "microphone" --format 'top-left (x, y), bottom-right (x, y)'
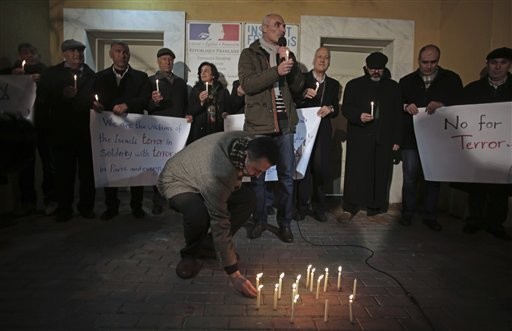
top-left (277, 36), bottom-right (287, 47)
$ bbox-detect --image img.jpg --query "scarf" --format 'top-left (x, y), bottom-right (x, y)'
top-left (259, 37), bottom-right (283, 107)
top-left (229, 138), bottom-right (250, 171)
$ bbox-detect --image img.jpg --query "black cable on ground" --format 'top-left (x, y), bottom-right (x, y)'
top-left (295, 218), bottom-right (436, 331)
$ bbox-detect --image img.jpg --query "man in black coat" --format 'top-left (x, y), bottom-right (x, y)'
top-left (340, 52), bottom-right (401, 221)
top-left (92, 41), bottom-right (151, 221)
top-left (35, 39), bottom-right (96, 222)
top-left (399, 44), bottom-right (463, 231)
top-left (460, 47), bottom-right (512, 241)
top-left (295, 47), bottom-right (340, 223)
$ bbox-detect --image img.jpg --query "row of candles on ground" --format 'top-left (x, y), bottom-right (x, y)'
top-left (255, 265), bottom-right (357, 323)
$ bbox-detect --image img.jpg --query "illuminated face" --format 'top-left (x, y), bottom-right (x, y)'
top-left (157, 55), bottom-right (174, 74)
top-left (244, 157), bottom-right (272, 178)
top-left (487, 58), bottom-right (511, 82)
top-left (63, 48), bottom-right (85, 68)
top-left (313, 48), bottom-right (330, 74)
top-left (418, 48), bottom-right (440, 76)
top-left (366, 67), bottom-right (384, 81)
top-left (200, 64), bottom-right (214, 84)
top-left (109, 43), bottom-right (130, 70)
top-left (262, 15), bottom-right (286, 45)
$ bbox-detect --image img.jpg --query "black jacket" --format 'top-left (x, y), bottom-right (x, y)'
top-left (148, 72), bottom-right (188, 118)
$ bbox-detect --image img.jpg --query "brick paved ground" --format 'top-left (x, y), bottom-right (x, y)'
top-left (1, 194), bottom-right (511, 330)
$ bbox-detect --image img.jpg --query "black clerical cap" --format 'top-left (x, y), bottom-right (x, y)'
top-left (365, 52), bottom-right (388, 69)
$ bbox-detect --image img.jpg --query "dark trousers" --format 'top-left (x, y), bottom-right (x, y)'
top-left (104, 186), bottom-right (144, 210)
top-left (19, 146), bottom-right (37, 205)
top-left (401, 149), bottom-right (440, 220)
top-left (36, 127), bottom-right (56, 204)
top-left (467, 183), bottom-right (509, 229)
top-left (169, 186), bottom-right (256, 258)
top-left (53, 140), bottom-right (95, 213)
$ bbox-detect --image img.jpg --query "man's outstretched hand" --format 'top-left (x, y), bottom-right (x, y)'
top-left (230, 271), bottom-right (257, 297)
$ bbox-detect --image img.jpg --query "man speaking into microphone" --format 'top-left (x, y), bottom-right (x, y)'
top-left (238, 13), bottom-right (304, 242)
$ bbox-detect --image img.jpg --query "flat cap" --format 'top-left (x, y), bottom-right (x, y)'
top-left (366, 52), bottom-right (388, 69)
top-left (486, 47), bottom-right (512, 61)
top-left (157, 47), bottom-right (176, 59)
top-left (61, 39), bottom-right (85, 52)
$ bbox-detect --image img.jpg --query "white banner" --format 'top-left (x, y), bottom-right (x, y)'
top-left (0, 75), bottom-right (36, 119)
top-left (90, 111), bottom-right (191, 187)
top-left (414, 102), bottom-right (512, 183)
top-left (244, 23), bottom-right (299, 58)
top-left (224, 107), bottom-right (321, 180)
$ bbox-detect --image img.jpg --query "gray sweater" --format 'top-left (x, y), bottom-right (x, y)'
top-left (157, 131), bottom-right (252, 269)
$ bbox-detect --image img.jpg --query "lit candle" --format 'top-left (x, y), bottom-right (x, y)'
top-left (256, 272), bottom-right (263, 289)
top-left (306, 265), bottom-right (311, 289)
top-left (256, 284), bottom-right (263, 309)
top-left (278, 272), bottom-right (284, 299)
top-left (316, 274), bottom-right (324, 300)
top-left (290, 294), bottom-right (299, 323)
top-left (156, 79), bottom-right (160, 92)
top-left (73, 74), bottom-right (77, 90)
top-left (314, 81), bottom-right (320, 92)
top-left (291, 283), bottom-right (296, 302)
top-left (323, 268), bottom-right (328, 293)
top-left (21, 60), bottom-right (26, 72)
top-left (353, 278), bottom-right (357, 301)
top-left (205, 82), bottom-right (209, 94)
top-left (94, 94), bottom-right (99, 102)
top-left (273, 283), bottom-right (278, 310)
top-left (349, 294), bottom-right (354, 323)
top-left (370, 101), bottom-right (374, 117)
top-left (310, 268), bottom-right (315, 292)
top-left (337, 266), bottom-right (342, 291)
top-left (295, 274), bottom-right (301, 296)
top-left (324, 299), bottom-right (329, 322)
top-left (285, 50), bottom-right (289, 61)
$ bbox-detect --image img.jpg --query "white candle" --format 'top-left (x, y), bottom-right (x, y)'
top-left (315, 81), bottom-right (320, 92)
top-left (285, 50), bottom-right (289, 61)
top-left (273, 283), bottom-right (278, 310)
top-left (278, 272), bottom-right (284, 300)
top-left (323, 268), bottom-right (328, 293)
top-left (73, 74), bottom-right (77, 90)
top-left (290, 294), bottom-right (299, 323)
top-left (94, 94), bottom-right (99, 102)
top-left (316, 274), bottom-right (324, 300)
top-left (353, 278), bottom-right (357, 301)
top-left (21, 60), bottom-right (26, 72)
top-left (256, 284), bottom-right (263, 309)
top-left (205, 82), bottom-right (209, 94)
top-left (324, 299), bottom-right (329, 322)
top-left (310, 268), bottom-right (315, 292)
top-left (295, 275), bottom-right (301, 296)
top-left (256, 272), bottom-right (263, 289)
top-left (349, 294), bottom-right (354, 323)
top-left (305, 265), bottom-right (311, 289)
top-left (370, 101), bottom-right (374, 117)
top-left (156, 79), bottom-right (160, 92)
top-left (291, 283), bottom-right (296, 302)
top-left (337, 266), bottom-right (342, 291)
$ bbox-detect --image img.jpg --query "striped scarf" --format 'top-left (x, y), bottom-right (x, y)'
top-left (229, 138), bottom-right (250, 170)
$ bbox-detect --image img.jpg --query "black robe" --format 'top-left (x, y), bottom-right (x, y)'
top-left (341, 74), bottom-right (402, 213)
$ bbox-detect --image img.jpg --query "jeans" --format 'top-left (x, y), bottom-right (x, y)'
top-left (250, 133), bottom-right (295, 226)
top-left (401, 149), bottom-right (440, 220)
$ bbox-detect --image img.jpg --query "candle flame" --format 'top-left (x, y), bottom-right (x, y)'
top-left (279, 272), bottom-right (285, 278)
top-left (21, 60), bottom-right (26, 67)
top-left (258, 284), bottom-right (263, 290)
top-left (294, 294), bottom-right (299, 303)
top-left (325, 268), bottom-right (328, 273)
top-left (349, 294), bottom-right (354, 301)
top-left (311, 268), bottom-right (315, 273)
top-left (275, 284), bottom-right (279, 289)
top-left (338, 266), bottom-right (342, 272)
top-left (318, 275), bottom-right (324, 281)
top-left (256, 272), bottom-right (263, 279)
top-left (94, 94), bottom-right (99, 101)
top-left (296, 274), bottom-right (301, 281)
top-left (307, 265), bottom-right (312, 270)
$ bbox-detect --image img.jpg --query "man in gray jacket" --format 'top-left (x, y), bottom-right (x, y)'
top-left (158, 132), bottom-right (278, 297)
top-left (238, 13), bottom-right (304, 243)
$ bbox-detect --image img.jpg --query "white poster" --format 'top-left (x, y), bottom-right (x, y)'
top-left (90, 111), bottom-right (191, 187)
top-left (244, 23), bottom-right (299, 58)
top-left (414, 102), bottom-right (512, 183)
top-left (0, 75), bottom-right (36, 119)
top-left (223, 107), bottom-right (321, 180)
top-left (186, 22), bottom-right (242, 91)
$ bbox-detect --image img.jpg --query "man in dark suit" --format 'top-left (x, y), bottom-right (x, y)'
top-left (295, 47), bottom-right (341, 223)
top-left (92, 41), bottom-right (151, 220)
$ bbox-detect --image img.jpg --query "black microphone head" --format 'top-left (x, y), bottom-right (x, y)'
top-left (277, 36), bottom-right (287, 47)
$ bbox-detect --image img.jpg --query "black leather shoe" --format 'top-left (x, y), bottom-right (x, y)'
top-left (55, 210), bottom-right (73, 223)
top-left (132, 208), bottom-right (146, 219)
top-left (279, 225), bottom-right (294, 243)
top-left (176, 257), bottom-right (202, 279)
top-left (313, 211), bottom-right (328, 223)
top-left (423, 219), bottom-right (442, 231)
top-left (248, 222), bottom-right (266, 239)
top-left (100, 208), bottom-right (118, 221)
top-left (487, 226), bottom-right (512, 241)
top-left (79, 209), bottom-right (96, 219)
top-left (398, 216), bottom-right (412, 226)
top-left (294, 209), bottom-right (306, 221)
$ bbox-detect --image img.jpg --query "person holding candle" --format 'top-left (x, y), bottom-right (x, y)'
top-left (148, 47), bottom-right (191, 215)
top-left (338, 52), bottom-right (401, 222)
top-left (238, 13), bottom-right (305, 243)
top-left (158, 131), bottom-right (279, 297)
top-left (399, 44), bottom-right (463, 231)
top-left (294, 47), bottom-right (341, 223)
top-left (35, 39), bottom-right (96, 222)
top-left (186, 61), bottom-right (230, 143)
top-left (92, 41), bottom-right (151, 221)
